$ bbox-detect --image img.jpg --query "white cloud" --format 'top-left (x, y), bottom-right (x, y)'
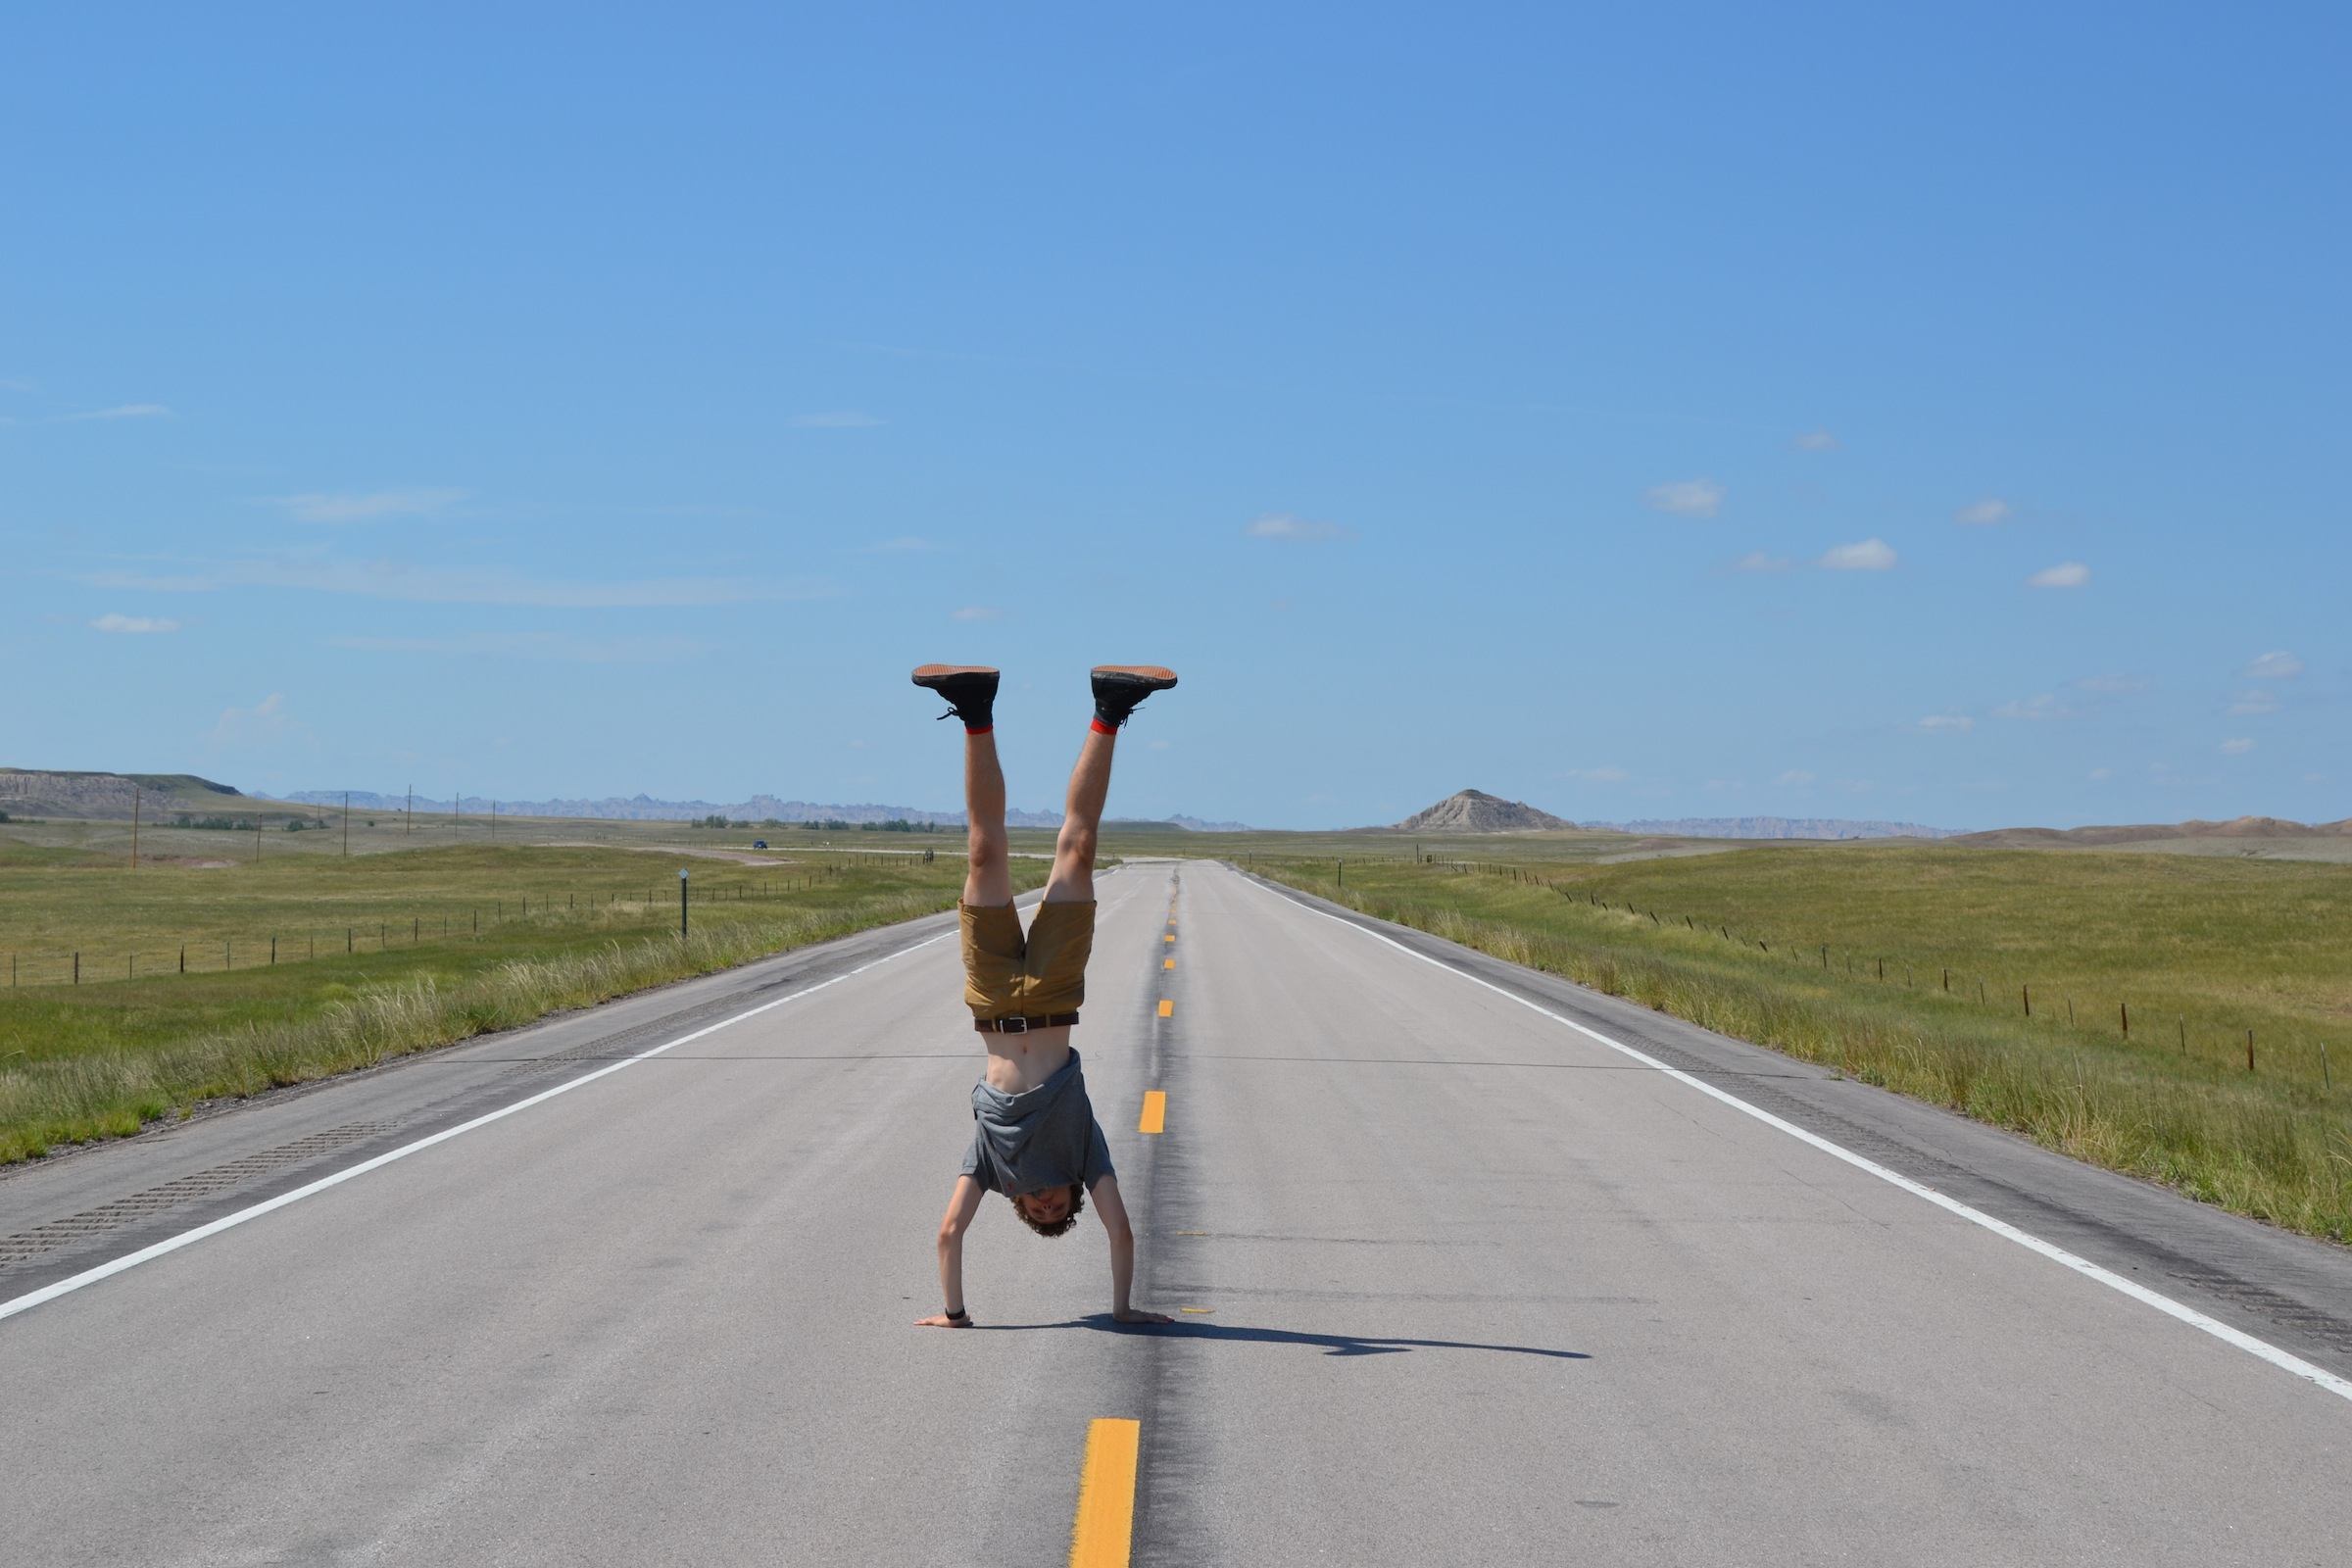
top-left (1953, 498), bottom-right (2011, 526)
top-left (1246, 512), bottom-right (1353, 543)
top-left (788, 411), bottom-right (885, 428)
top-left (1559, 766), bottom-right (1630, 783)
top-left (1817, 537), bottom-right (1896, 570)
top-left (91, 612), bottom-right (180, 634)
top-left (868, 536), bottom-right (940, 554)
top-left (81, 556), bottom-right (832, 609)
top-left (2221, 737), bottom-right (2255, 756)
top-left (0, 375), bottom-right (34, 392)
top-left (1148, 739), bottom-right (1172, 751)
top-left (1993, 694), bottom-right (2075, 721)
top-left (1776, 769), bottom-right (1815, 786)
top-left (1732, 552), bottom-right (1790, 573)
top-left (2071, 674), bottom-right (2147, 696)
top-left (1643, 478), bottom-right (1724, 518)
top-left (1791, 430), bottom-right (1839, 452)
top-left (951, 606), bottom-right (1002, 621)
top-left (2242, 650), bottom-right (2303, 679)
top-left (2088, 767), bottom-right (2114, 781)
top-left (2227, 689), bottom-right (2280, 716)
top-left (326, 632), bottom-right (705, 664)
top-left (208, 692), bottom-right (300, 750)
top-left (2026, 562), bottom-right (2090, 589)
top-left (1914, 714), bottom-right (1974, 733)
top-left (269, 488), bottom-right (467, 523)
top-left (59, 403), bottom-right (172, 422)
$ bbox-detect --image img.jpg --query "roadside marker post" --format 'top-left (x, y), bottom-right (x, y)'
top-left (679, 868), bottom-right (689, 940)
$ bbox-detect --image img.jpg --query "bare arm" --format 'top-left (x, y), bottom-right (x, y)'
top-left (1091, 1176), bottom-right (1172, 1325)
top-left (917, 1176), bottom-right (986, 1327)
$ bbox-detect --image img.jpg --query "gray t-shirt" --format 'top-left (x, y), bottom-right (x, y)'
top-left (962, 1048), bottom-right (1115, 1196)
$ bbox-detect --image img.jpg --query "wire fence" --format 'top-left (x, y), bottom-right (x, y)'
top-left (0, 860), bottom-right (926, 991)
top-left (1256, 853), bottom-right (2341, 1096)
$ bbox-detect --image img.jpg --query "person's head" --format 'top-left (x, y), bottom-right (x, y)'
top-left (1010, 1184), bottom-right (1084, 1238)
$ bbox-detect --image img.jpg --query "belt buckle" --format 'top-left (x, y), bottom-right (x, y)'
top-left (999, 1015), bottom-right (1029, 1035)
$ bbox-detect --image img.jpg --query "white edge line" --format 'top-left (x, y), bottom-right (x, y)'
top-left (0, 926), bottom-right (961, 1324)
top-left (1250, 873), bottom-right (2352, 1406)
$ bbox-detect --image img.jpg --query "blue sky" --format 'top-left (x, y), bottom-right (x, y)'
top-left (5, 4), bottom-right (2344, 830)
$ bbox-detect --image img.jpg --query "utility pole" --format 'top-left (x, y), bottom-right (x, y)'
top-left (491, 800), bottom-right (498, 841)
top-left (131, 785), bottom-right (140, 869)
top-left (679, 868), bottom-right (689, 939)
top-left (343, 791), bottom-right (351, 857)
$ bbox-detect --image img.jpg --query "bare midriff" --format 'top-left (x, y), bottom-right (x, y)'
top-left (983, 1025), bottom-right (1072, 1094)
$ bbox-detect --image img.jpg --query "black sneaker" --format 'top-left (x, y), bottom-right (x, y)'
top-left (912, 664), bottom-right (1001, 729)
top-left (1090, 665), bottom-right (1178, 728)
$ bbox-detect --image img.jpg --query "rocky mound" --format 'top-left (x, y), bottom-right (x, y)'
top-left (0, 768), bottom-right (244, 820)
top-left (1391, 789), bottom-right (1575, 834)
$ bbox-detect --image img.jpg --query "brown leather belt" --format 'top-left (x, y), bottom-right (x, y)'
top-left (973, 1012), bottom-right (1080, 1034)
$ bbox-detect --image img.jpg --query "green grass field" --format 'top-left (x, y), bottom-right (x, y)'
top-left (0, 839), bottom-right (1031, 1163)
top-left (1248, 847), bottom-right (2352, 1245)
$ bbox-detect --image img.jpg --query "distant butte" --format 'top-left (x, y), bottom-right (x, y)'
top-left (1387, 789), bottom-right (1576, 834)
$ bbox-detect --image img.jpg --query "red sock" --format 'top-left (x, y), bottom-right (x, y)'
top-left (966, 724), bottom-right (993, 736)
top-left (1089, 717), bottom-right (1116, 736)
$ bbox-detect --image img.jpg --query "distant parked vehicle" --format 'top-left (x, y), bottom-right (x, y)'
top-left (752, 840), bottom-right (768, 850)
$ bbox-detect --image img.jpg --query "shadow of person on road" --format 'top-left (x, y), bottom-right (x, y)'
top-left (976, 1316), bottom-right (1591, 1360)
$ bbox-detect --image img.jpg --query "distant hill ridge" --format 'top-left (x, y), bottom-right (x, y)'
top-left (1958, 815), bottom-right (2352, 847)
top-left (1588, 816), bottom-right (1960, 841)
top-left (288, 789), bottom-right (1252, 832)
top-left (1388, 790), bottom-right (1576, 833)
top-left (1, 768), bottom-right (243, 819)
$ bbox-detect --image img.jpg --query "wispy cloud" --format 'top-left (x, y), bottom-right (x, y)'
top-left (1993, 694), bottom-right (2075, 721)
top-left (1558, 766), bottom-right (1630, 783)
top-left (2071, 674), bottom-right (2147, 696)
top-left (59, 403), bottom-right (173, 422)
top-left (2227, 689), bottom-right (2281, 716)
top-left (0, 376), bottom-right (34, 393)
top-left (2221, 737), bottom-right (2256, 756)
top-left (208, 692), bottom-right (301, 751)
top-left (327, 631), bottom-right (706, 664)
top-left (2026, 561), bottom-right (2090, 589)
top-left (789, 411), bottom-right (885, 428)
top-left (1245, 512), bottom-right (1353, 543)
top-left (2088, 767), bottom-right (2114, 781)
top-left (1643, 478), bottom-right (1724, 518)
top-left (91, 612), bottom-right (181, 634)
top-left (1914, 714), bottom-right (1974, 733)
top-left (1953, 498), bottom-right (2011, 526)
top-left (951, 606), bottom-right (1003, 622)
top-left (268, 488), bottom-right (467, 523)
top-left (1817, 538), bottom-right (1896, 570)
top-left (81, 555), bottom-right (833, 609)
top-left (868, 536), bottom-right (941, 554)
top-left (1732, 551), bottom-right (1790, 573)
top-left (1791, 430), bottom-right (1839, 452)
top-left (2242, 650), bottom-right (2303, 679)
top-left (1776, 769), bottom-right (1815, 786)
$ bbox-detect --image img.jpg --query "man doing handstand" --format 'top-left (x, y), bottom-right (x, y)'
top-left (910, 662), bottom-right (1178, 1330)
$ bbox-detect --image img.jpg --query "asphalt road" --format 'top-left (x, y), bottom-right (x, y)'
top-left (4, 858), bottom-right (2349, 1565)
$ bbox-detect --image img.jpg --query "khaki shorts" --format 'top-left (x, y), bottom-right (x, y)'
top-left (960, 900), bottom-right (1095, 1019)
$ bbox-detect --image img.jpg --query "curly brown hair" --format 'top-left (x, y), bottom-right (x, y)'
top-left (1010, 1185), bottom-right (1084, 1239)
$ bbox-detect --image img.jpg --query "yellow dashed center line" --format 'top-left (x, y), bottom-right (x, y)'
top-left (1138, 1090), bottom-right (1166, 1134)
top-left (1156, 999), bottom-right (1173, 1018)
top-left (1069, 1417), bottom-right (1141, 1568)
top-left (1162, 957), bottom-right (1175, 970)
top-left (1163, 933), bottom-right (1174, 944)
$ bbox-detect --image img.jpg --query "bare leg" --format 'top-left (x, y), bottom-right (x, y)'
top-left (1045, 727), bottom-right (1114, 904)
top-left (963, 730), bottom-right (1013, 907)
